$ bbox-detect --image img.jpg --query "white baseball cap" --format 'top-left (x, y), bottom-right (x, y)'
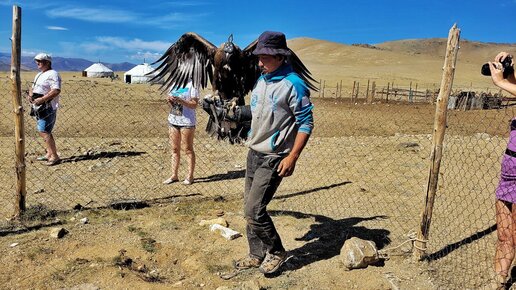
top-left (34, 53), bottom-right (52, 62)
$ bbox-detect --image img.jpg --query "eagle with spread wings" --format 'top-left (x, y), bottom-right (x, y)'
top-left (149, 32), bottom-right (317, 142)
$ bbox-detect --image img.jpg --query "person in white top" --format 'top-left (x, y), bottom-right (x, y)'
top-left (162, 80), bottom-right (199, 185)
top-left (27, 53), bottom-right (62, 166)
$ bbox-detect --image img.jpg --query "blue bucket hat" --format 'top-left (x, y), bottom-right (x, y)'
top-left (252, 31), bottom-right (291, 56)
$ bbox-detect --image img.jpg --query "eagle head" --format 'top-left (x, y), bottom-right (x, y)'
top-left (223, 34), bottom-right (235, 58)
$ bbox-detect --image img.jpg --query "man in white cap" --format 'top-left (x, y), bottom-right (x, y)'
top-left (28, 52), bottom-right (61, 165)
top-left (234, 31), bottom-right (314, 275)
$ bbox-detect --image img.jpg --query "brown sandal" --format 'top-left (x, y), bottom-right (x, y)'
top-left (234, 256), bottom-right (263, 270)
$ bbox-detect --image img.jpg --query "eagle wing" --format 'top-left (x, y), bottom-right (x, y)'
top-left (242, 39), bottom-right (318, 92)
top-left (149, 32), bottom-right (217, 91)
top-left (241, 39), bottom-right (261, 96)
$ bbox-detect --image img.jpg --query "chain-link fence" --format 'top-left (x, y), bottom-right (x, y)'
top-left (0, 75), bottom-right (510, 288)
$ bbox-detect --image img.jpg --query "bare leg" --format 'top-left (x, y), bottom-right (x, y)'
top-left (38, 132), bottom-right (58, 160)
top-left (494, 199), bottom-right (514, 282)
top-left (181, 128), bottom-right (195, 182)
top-left (168, 127), bottom-right (181, 180)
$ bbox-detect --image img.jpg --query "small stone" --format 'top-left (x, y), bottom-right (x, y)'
top-left (80, 217), bottom-right (89, 224)
top-left (199, 217), bottom-right (228, 227)
top-left (173, 281), bottom-right (183, 287)
top-left (9, 243), bottom-right (19, 247)
top-left (49, 227), bottom-right (68, 239)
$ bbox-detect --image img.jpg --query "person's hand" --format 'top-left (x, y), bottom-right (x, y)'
top-left (277, 154), bottom-right (298, 177)
top-left (32, 96), bottom-right (46, 106)
top-left (489, 61), bottom-right (505, 85)
top-left (168, 95), bottom-right (182, 103)
top-left (495, 51), bottom-right (513, 64)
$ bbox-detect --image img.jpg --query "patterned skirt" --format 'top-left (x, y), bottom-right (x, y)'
top-left (495, 119), bottom-right (516, 203)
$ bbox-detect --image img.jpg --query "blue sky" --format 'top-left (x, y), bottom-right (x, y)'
top-left (1, 0), bottom-right (515, 64)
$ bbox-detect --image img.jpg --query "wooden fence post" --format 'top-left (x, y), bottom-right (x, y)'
top-left (366, 79), bottom-right (371, 104)
top-left (322, 80), bottom-right (326, 98)
top-left (355, 82), bottom-right (360, 103)
top-left (414, 24), bottom-right (461, 260)
top-left (339, 80), bottom-right (342, 98)
top-left (351, 81), bottom-right (356, 103)
top-left (371, 81), bottom-right (376, 102)
top-left (11, 5), bottom-right (26, 217)
top-left (386, 82), bottom-right (390, 103)
top-left (409, 81), bottom-right (413, 102)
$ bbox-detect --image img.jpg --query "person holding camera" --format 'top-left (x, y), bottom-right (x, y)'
top-left (28, 53), bottom-right (62, 166)
top-left (162, 80), bottom-right (199, 186)
top-left (489, 51), bottom-right (516, 289)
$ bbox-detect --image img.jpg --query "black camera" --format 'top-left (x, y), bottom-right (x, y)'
top-left (481, 56), bottom-right (514, 79)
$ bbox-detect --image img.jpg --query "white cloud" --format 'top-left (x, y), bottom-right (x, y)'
top-left (47, 7), bottom-right (138, 23)
top-left (96, 37), bottom-right (171, 52)
top-left (46, 26), bottom-right (68, 31)
top-left (21, 50), bottom-right (39, 57)
top-left (44, 5), bottom-right (206, 28)
top-left (130, 51), bottom-right (163, 62)
top-left (80, 42), bottom-right (111, 53)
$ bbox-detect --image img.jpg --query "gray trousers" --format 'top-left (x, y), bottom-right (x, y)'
top-left (244, 149), bottom-right (285, 259)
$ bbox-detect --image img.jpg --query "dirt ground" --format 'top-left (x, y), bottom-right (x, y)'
top-left (0, 74), bottom-right (513, 289)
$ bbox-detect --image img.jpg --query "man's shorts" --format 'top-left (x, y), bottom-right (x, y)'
top-left (36, 110), bottom-right (57, 133)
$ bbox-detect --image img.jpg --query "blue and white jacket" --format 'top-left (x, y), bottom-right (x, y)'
top-left (247, 63), bottom-right (314, 155)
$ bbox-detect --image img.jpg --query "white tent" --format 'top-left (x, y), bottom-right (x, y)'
top-left (124, 63), bottom-right (161, 84)
top-left (82, 62), bottom-right (114, 78)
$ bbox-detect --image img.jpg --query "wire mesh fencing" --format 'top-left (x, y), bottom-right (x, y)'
top-left (0, 75), bottom-right (510, 288)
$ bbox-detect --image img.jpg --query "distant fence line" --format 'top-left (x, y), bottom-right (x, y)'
top-left (317, 79), bottom-right (511, 109)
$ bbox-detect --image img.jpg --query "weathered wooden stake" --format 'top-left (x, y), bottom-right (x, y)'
top-left (409, 81), bottom-right (413, 102)
top-left (339, 80), bottom-right (342, 98)
top-left (366, 79), bottom-right (371, 103)
top-left (415, 24), bottom-right (461, 260)
top-left (351, 81), bottom-right (356, 103)
top-left (11, 5), bottom-right (26, 217)
top-left (371, 81), bottom-right (376, 102)
top-left (355, 82), bottom-right (360, 103)
top-left (386, 82), bottom-right (390, 102)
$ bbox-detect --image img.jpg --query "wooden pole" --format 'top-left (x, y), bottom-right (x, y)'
top-left (351, 81), bottom-right (356, 103)
top-left (339, 80), bottom-right (342, 98)
top-left (11, 5), bottom-right (26, 217)
top-left (386, 82), bottom-right (390, 103)
top-left (414, 24), bottom-right (461, 260)
top-left (355, 82), bottom-right (360, 103)
top-left (371, 81), bottom-right (376, 102)
top-left (366, 79), bottom-right (371, 104)
top-left (409, 81), bottom-right (413, 102)
top-left (322, 80), bottom-right (325, 98)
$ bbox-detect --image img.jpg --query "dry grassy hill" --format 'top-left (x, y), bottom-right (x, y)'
top-left (3, 37), bottom-right (515, 93)
top-left (289, 37), bottom-right (516, 91)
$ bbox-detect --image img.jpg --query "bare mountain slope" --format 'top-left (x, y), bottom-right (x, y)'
top-left (288, 37), bottom-right (516, 91)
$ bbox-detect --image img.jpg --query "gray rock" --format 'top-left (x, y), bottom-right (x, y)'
top-left (50, 227), bottom-right (68, 239)
top-left (341, 237), bottom-right (380, 269)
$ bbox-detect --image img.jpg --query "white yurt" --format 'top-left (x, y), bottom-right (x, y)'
top-left (124, 63), bottom-right (161, 84)
top-left (82, 62), bottom-right (114, 78)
